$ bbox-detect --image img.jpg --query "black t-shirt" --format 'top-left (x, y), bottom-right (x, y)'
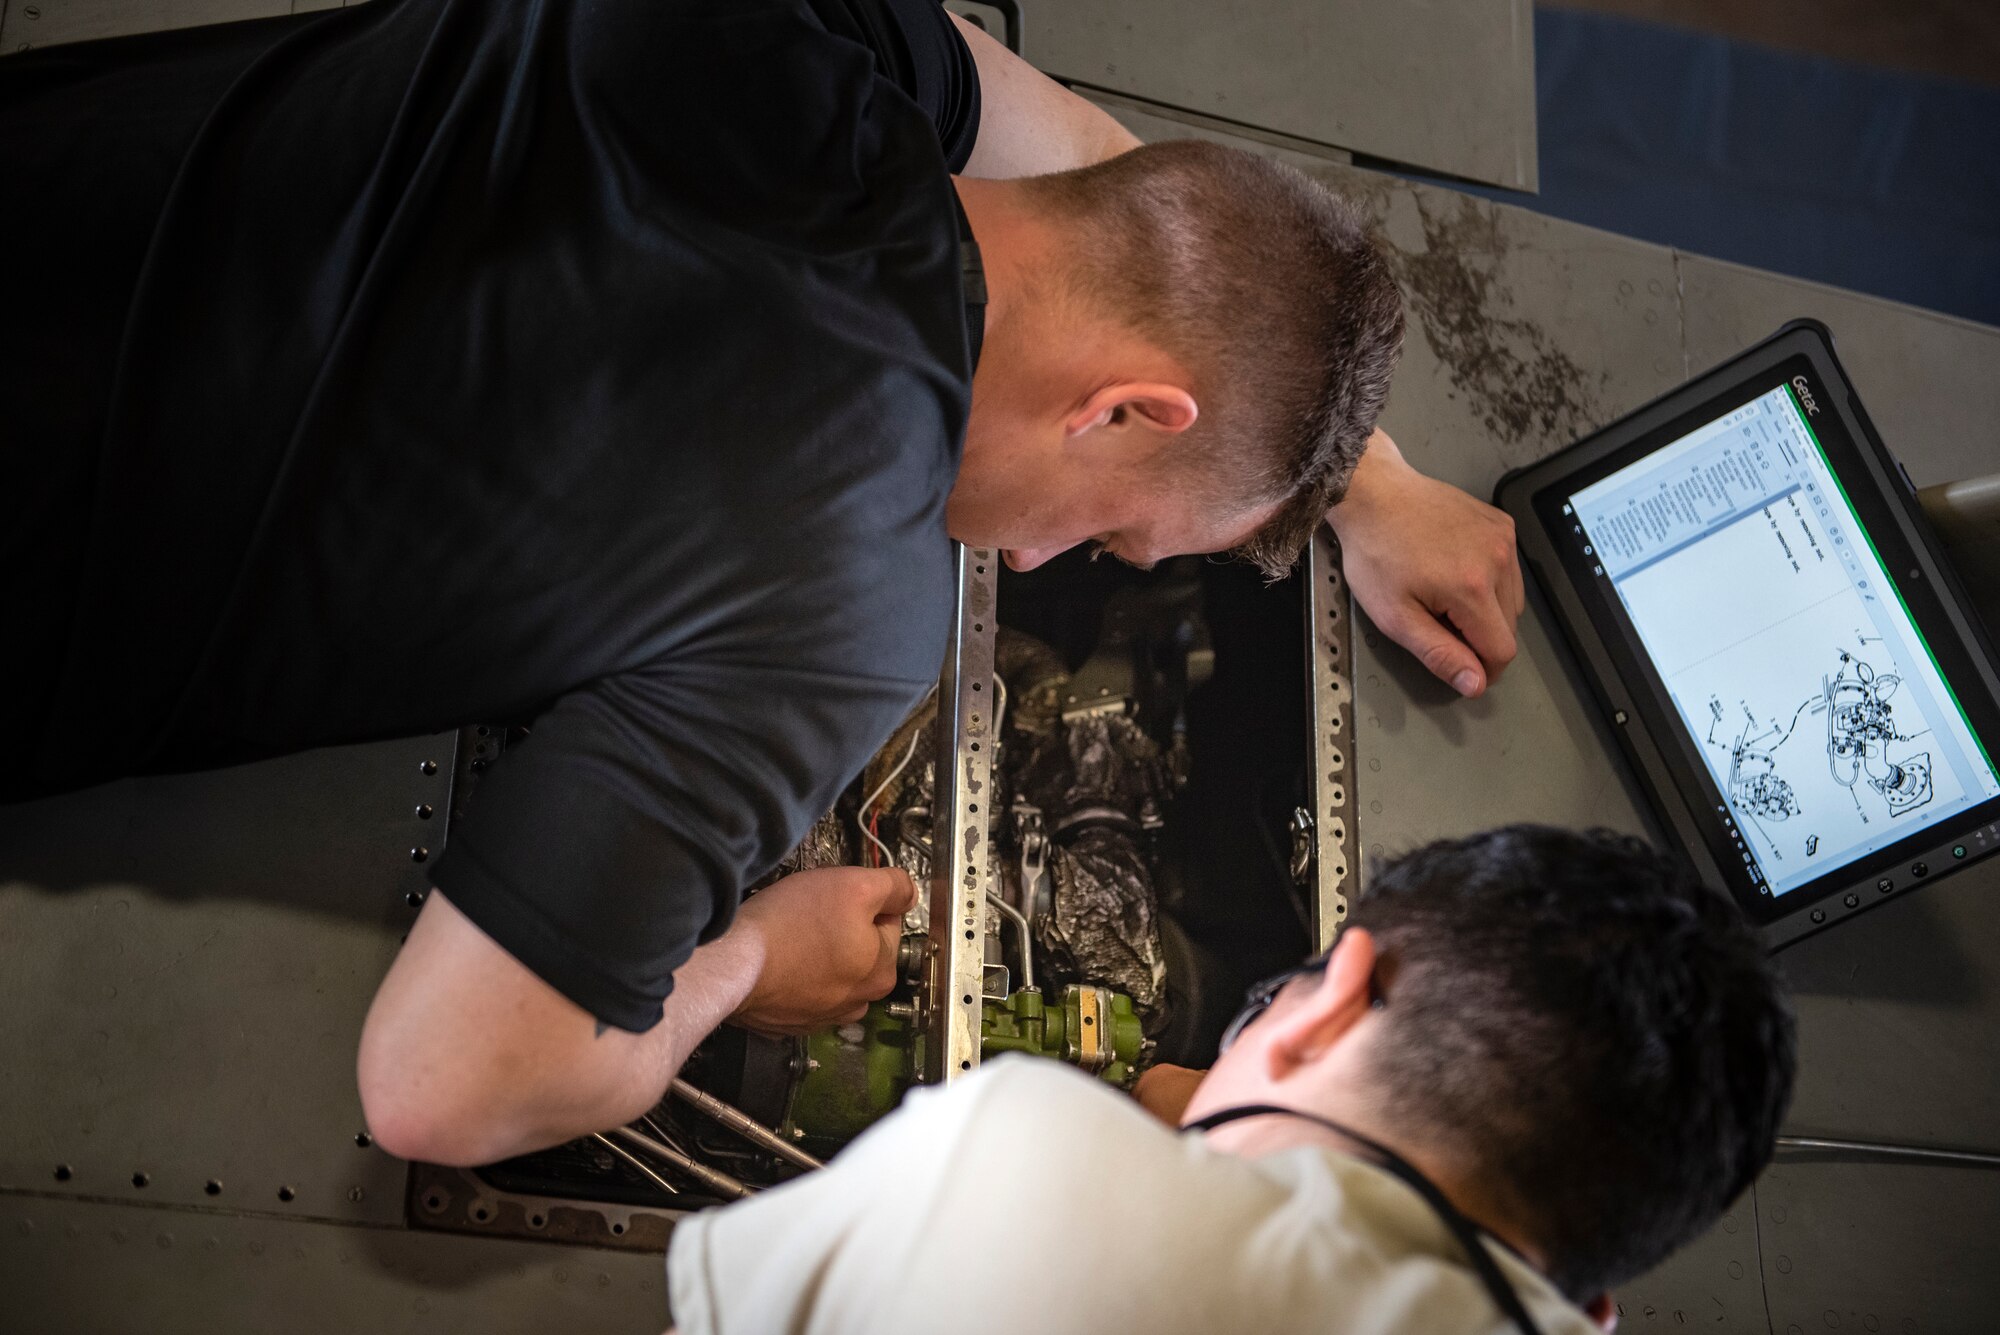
top-left (1, 0), bottom-right (983, 1030)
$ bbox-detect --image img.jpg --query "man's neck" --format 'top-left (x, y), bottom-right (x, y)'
top-left (950, 176), bottom-right (1039, 335)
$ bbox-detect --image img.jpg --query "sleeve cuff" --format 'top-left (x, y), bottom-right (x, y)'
top-left (430, 837), bottom-right (677, 1034)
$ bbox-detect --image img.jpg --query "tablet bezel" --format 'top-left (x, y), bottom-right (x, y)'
top-left (1496, 320), bottom-right (2000, 949)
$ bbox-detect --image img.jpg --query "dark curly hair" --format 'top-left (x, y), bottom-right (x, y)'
top-left (1349, 825), bottom-right (1796, 1299)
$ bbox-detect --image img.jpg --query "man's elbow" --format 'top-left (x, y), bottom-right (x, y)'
top-left (357, 1048), bottom-right (526, 1167)
top-left (356, 1022), bottom-right (659, 1166)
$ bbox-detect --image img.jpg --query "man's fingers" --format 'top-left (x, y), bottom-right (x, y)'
top-left (1437, 580), bottom-right (1519, 683)
top-left (1382, 603), bottom-right (1488, 697)
top-left (868, 917), bottom-right (901, 996)
top-left (870, 867), bottom-right (917, 920)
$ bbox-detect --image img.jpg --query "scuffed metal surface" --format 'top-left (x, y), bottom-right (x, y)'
top-left (1382, 192), bottom-right (1607, 462)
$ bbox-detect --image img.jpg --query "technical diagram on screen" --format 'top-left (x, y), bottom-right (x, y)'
top-left (1498, 322), bottom-right (2000, 947)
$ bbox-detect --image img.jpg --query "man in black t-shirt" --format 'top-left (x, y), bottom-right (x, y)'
top-left (2, 0), bottom-right (1525, 1164)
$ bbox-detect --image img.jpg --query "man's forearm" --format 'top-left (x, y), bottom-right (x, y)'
top-left (631, 929), bottom-right (764, 1096)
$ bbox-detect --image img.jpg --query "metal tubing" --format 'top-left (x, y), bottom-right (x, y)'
top-left (669, 1079), bottom-right (824, 1172)
top-left (590, 1131), bottom-right (680, 1196)
top-left (987, 891), bottom-right (1035, 993)
top-left (1775, 1135), bottom-right (2000, 1170)
top-left (608, 1125), bottom-right (756, 1200)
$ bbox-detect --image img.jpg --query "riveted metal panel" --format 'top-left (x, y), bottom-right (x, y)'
top-left (1678, 254), bottom-right (2000, 489)
top-left (1027, 0), bottom-right (1537, 190)
top-left (0, 0), bottom-right (313, 53)
top-left (1758, 1156), bottom-right (2000, 1335)
top-left (1, 1193), bottom-right (668, 1333)
top-left (1607, 1194), bottom-right (1767, 1333)
top-left (0, 738), bottom-right (449, 1226)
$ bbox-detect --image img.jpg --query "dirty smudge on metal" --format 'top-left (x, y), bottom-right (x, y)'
top-left (1385, 193), bottom-right (1605, 463)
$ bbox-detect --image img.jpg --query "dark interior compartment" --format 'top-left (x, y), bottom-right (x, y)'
top-left (999, 549), bottom-right (1313, 1064)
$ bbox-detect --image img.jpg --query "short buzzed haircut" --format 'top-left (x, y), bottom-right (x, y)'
top-left (1025, 140), bottom-right (1405, 576)
top-left (1351, 826), bottom-right (1796, 1300)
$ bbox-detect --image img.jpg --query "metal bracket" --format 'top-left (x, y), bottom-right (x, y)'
top-left (926, 544), bottom-right (1001, 1084)
top-left (1305, 528), bottom-right (1359, 949)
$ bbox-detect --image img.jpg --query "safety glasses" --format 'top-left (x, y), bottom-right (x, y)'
top-left (1217, 955), bottom-right (1331, 1053)
top-left (1216, 949), bottom-right (1387, 1053)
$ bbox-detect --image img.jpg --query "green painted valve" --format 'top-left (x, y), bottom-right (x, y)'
top-left (790, 984), bottom-right (1144, 1148)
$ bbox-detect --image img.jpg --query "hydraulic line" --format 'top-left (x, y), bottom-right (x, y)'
top-left (670, 1079), bottom-right (824, 1172)
top-left (609, 1124), bottom-right (756, 1199)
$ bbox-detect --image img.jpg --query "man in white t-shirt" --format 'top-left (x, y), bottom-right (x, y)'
top-left (665, 825), bottom-right (1796, 1335)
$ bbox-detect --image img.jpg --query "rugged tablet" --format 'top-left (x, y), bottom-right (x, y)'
top-left (1497, 321), bottom-right (2000, 947)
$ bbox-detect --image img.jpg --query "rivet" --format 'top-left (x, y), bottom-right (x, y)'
top-left (419, 760), bottom-right (438, 775)
top-left (415, 804), bottom-right (434, 820)
top-left (410, 847), bottom-right (429, 863)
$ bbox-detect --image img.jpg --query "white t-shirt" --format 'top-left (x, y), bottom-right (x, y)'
top-left (667, 1057), bottom-right (1596, 1335)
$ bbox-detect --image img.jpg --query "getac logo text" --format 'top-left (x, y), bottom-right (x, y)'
top-left (1791, 376), bottom-right (1820, 415)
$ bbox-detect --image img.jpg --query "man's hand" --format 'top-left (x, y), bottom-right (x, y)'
top-left (727, 866), bottom-right (915, 1036)
top-left (1133, 1063), bottom-right (1208, 1126)
top-left (1328, 431), bottom-right (1526, 697)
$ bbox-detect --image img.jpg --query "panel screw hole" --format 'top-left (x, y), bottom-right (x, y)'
top-left (354, 1132), bottom-right (372, 1148)
top-left (131, 1172), bottom-right (149, 1188)
top-left (276, 1186), bottom-right (295, 1203)
top-left (204, 1180), bottom-right (222, 1196)
top-left (53, 1164), bottom-right (71, 1182)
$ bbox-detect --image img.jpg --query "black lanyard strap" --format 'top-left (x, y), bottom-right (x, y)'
top-left (1183, 1104), bottom-right (1548, 1335)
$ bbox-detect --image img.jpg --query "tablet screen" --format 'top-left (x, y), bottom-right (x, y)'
top-left (1565, 381), bottom-right (2000, 898)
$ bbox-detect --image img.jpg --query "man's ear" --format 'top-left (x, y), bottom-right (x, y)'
top-left (1261, 929), bottom-right (1378, 1082)
top-left (1064, 382), bottom-right (1198, 438)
